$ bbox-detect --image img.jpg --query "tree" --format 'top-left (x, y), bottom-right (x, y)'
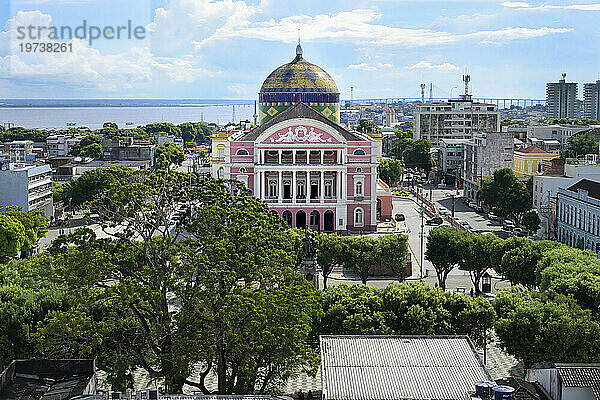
top-left (458, 233), bottom-right (500, 294)
top-left (36, 173), bottom-right (322, 394)
top-left (54, 166), bottom-right (132, 209)
top-left (390, 138), bottom-right (413, 160)
top-left (318, 283), bottom-right (495, 348)
top-left (522, 210), bottom-right (541, 234)
top-left (316, 233), bottom-right (345, 289)
top-left (342, 236), bottom-right (379, 284)
top-left (378, 159), bottom-right (403, 187)
top-left (403, 139), bottom-right (433, 172)
top-left (69, 135), bottom-right (102, 158)
top-left (2, 206), bottom-right (47, 253)
top-left (497, 238), bottom-right (559, 288)
top-left (0, 259), bottom-right (70, 368)
top-left (536, 245), bottom-right (600, 317)
top-left (0, 214), bottom-right (26, 259)
top-left (478, 168), bottom-right (530, 221)
top-left (356, 119), bottom-right (381, 134)
top-left (495, 288), bottom-right (600, 368)
top-left (154, 142), bottom-right (185, 170)
top-left (377, 234), bottom-right (409, 281)
top-left (425, 226), bottom-right (464, 290)
top-left (318, 284), bottom-right (393, 335)
top-left (566, 132), bottom-right (598, 157)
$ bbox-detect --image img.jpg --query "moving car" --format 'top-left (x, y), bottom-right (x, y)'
top-left (395, 213), bottom-right (406, 222)
top-left (488, 213), bottom-right (499, 221)
top-left (426, 216), bottom-right (443, 225)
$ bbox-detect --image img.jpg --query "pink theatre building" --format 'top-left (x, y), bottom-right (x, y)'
top-left (222, 102), bottom-right (379, 233)
top-left (214, 44), bottom-right (382, 233)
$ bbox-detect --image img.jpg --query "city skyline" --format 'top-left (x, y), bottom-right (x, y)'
top-left (1, 0), bottom-right (600, 100)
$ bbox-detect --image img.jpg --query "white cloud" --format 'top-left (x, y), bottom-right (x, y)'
top-left (501, 2), bottom-right (530, 7)
top-left (348, 62), bottom-right (394, 71)
top-left (406, 61), bottom-right (460, 72)
top-left (194, 8), bottom-right (571, 48)
top-left (501, 2), bottom-right (600, 11)
top-left (1, 10), bottom-right (219, 91)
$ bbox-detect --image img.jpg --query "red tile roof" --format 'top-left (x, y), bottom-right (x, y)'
top-left (516, 145), bottom-right (551, 154)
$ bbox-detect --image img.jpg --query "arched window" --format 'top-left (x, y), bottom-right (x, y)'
top-left (239, 167), bottom-right (247, 173)
top-left (355, 181), bottom-right (363, 196)
top-left (217, 167), bottom-right (224, 179)
top-left (354, 208), bottom-right (364, 227)
top-left (236, 148), bottom-right (249, 156)
top-left (269, 180), bottom-right (277, 198)
top-left (325, 181), bottom-right (333, 198)
top-left (353, 149), bottom-right (366, 156)
top-left (297, 181), bottom-right (306, 198)
top-left (356, 167), bottom-right (362, 173)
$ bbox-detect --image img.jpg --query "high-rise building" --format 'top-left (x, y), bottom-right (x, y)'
top-left (546, 73), bottom-right (578, 119)
top-left (583, 80), bottom-right (600, 120)
top-left (0, 163), bottom-right (53, 217)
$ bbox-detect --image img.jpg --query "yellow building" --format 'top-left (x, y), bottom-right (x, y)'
top-left (513, 145), bottom-right (558, 177)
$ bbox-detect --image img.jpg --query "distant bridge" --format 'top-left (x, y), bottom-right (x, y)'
top-left (344, 97), bottom-right (546, 109)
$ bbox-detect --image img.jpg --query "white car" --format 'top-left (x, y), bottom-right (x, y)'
top-left (438, 207), bottom-right (450, 216)
top-left (488, 213), bottom-right (499, 221)
top-left (468, 202), bottom-right (478, 209)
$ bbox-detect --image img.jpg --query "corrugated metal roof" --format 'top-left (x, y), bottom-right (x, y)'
top-left (320, 336), bottom-right (491, 400)
top-left (556, 364), bottom-right (600, 399)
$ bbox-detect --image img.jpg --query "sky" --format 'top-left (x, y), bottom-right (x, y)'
top-left (0, 0), bottom-right (599, 100)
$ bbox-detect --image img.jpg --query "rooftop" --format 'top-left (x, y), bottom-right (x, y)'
top-left (238, 102), bottom-right (368, 142)
top-left (565, 178), bottom-right (600, 200)
top-left (0, 359), bottom-right (96, 400)
top-left (320, 335), bottom-right (491, 400)
top-left (516, 145), bottom-right (550, 154)
top-left (556, 364), bottom-right (600, 399)
top-left (495, 377), bottom-right (552, 400)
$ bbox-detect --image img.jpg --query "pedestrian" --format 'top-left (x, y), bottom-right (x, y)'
top-left (307, 391), bottom-right (313, 400)
top-left (470, 288), bottom-right (474, 298)
top-left (434, 282), bottom-right (438, 288)
top-left (298, 389), bottom-right (304, 400)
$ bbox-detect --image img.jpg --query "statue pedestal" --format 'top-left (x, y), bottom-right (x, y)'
top-left (299, 258), bottom-right (320, 290)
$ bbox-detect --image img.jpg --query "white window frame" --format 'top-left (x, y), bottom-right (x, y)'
top-left (354, 208), bottom-right (364, 227)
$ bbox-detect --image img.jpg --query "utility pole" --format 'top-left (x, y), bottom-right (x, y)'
top-left (451, 194), bottom-right (455, 218)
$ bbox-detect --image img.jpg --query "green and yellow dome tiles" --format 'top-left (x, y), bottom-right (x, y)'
top-left (258, 41), bottom-right (340, 124)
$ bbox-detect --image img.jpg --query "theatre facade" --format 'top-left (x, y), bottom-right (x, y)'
top-left (213, 42), bottom-right (381, 233)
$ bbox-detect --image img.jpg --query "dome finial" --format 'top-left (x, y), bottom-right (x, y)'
top-left (296, 28), bottom-right (303, 56)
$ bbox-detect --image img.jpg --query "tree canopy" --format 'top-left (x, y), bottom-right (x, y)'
top-left (378, 159), bottom-right (403, 186)
top-left (478, 168), bottom-right (531, 220)
top-left (425, 226), bottom-right (465, 290)
top-left (0, 207), bottom-right (47, 259)
top-left (35, 172), bottom-right (322, 394)
top-left (154, 142), bottom-right (185, 170)
top-left (318, 283), bottom-right (495, 347)
top-left (566, 132), bottom-right (598, 158)
top-left (69, 135), bottom-right (103, 158)
top-left (403, 139), bottom-right (433, 172)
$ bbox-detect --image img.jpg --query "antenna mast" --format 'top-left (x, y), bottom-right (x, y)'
top-left (462, 74), bottom-right (471, 96)
top-left (420, 83), bottom-right (426, 103)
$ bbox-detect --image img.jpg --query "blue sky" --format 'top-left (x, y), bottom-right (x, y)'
top-left (0, 0), bottom-right (599, 100)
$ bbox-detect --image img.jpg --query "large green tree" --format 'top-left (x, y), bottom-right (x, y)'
top-left (69, 135), bottom-right (103, 158)
top-left (403, 139), bottom-right (433, 172)
top-left (54, 166), bottom-right (132, 209)
top-left (478, 168), bottom-right (530, 220)
top-left (378, 159), bottom-right (403, 186)
top-left (154, 142), bottom-right (185, 170)
top-left (318, 283), bottom-right (495, 348)
top-left (0, 214), bottom-right (26, 259)
top-left (495, 288), bottom-right (600, 368)
top-left (36, 173), bottom-right (321, 394)
top-left (498, 238), bottom-right (560, 289)
top-left (425, 226), bottom-right (465, 290)
top-left (316, 233), bottom-right (344, 289)
top-left (377, 234), bottom-right (409, 281)
top-left (458, 233), bottom-right (500, 294)
top-left (521, 210), bottom-right (541, 234)
top-left (566, 131), bottom-right (598, 157)
top-left (341, 236), bottom-right (380, 284)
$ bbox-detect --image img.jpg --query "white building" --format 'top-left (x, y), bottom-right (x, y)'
top-left (46, 135), bottom-right (84, 157)
top-left (462, 132), bottom-right (514, 201)
top-left (2, 141), bottom-right (34, 163)
top-left (0, 163), bottom-right (53, 217)
top-left (527, 364), bottom-right (600, 400)
top-left (557, 178), bottom-right (600, 255)
top-left (527, 125), bottom-right (592, 148)
top-left (438, 138), bottom-right (469, 182)
top-left (413, 94), bottom-right (500, 146)
top-left (533, 162), bottom-right (600, 239)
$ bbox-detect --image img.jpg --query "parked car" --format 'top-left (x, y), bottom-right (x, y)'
top-left (438, 207), bottom-right (450, 216)
top-left (488, 213), bottom-right (499, 221)
top-left (503, 220), bottom-right (515, 231)
top-left (426, 216), bottom-right (443, 225)
top-left (514, 229), bottom-right (527, 237)
top-left (468, 202), bottom-right (478, 209)
top-left (395, 213), bottom-right (406, 222)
